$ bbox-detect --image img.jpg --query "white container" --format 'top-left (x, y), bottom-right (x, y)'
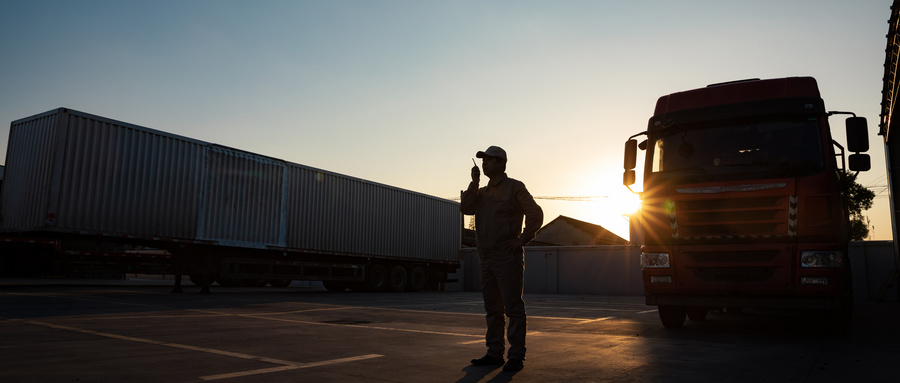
top-left (2, 108), bottom-right (460, 264)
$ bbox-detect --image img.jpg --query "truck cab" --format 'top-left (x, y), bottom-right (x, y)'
top-left (624, 77), bottom-right (870, 329)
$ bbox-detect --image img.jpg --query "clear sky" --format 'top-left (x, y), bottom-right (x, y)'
top-left (0, 0), bottom-right (894, 241)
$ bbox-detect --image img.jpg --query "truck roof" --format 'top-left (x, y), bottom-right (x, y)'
top-left (653, 77), bottom-right (821, 116)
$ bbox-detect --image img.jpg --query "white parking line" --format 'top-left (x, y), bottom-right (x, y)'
top-left (457, 331), bottom-right (546, 345)
top-left (199, 354), bottom-right (385, 381)
top-left (20, 319), bottom-right (384, 380)
top-left (191, 309), bottom-right (485, 338)
top-left (575, 316), bottom-right (614, 325)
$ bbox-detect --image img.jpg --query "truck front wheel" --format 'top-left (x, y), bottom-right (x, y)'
top-left (829, 295), bottom-right (853, 333)
top-left (687, 307), bottom-right (708, 321)
top-left (658, 305), bottom-right (687, 329)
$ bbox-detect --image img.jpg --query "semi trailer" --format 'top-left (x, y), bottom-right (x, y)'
top-left (0, 108), bottom-right (461, 292)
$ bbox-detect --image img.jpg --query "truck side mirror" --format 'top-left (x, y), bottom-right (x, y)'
top-left (846, 117), bottom-right (868, 153)
top-left (624, 170), bottom-right (636, 186)
top-left (849, 153), bottom-right (871, 172)
top-left (624, 139), bottom-right (637, 170)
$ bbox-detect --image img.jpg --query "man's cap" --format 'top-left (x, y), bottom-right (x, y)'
top-left (476, 146), bottom-right (507, 161)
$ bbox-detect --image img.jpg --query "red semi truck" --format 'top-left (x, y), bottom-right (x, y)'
top-left (623, 77), bottom-right (870, 329)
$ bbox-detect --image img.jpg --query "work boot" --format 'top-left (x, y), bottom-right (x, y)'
top-left (503, 358), bottom-right (524, 372)
top-left (470, 354), bottom-right (504, 366)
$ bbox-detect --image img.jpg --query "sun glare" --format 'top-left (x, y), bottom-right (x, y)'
top-left (544, 175), bottom-right (642, 241)
top-left (590, 192), bottom-right (641, 238)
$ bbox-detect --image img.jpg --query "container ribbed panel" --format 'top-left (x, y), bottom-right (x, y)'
top-left (1, 111), bottom-right (59, 230)
top-left (52, 112), bottom-right (205, 238)
top-left (198, 146), bottom-right (285, 247)
top-left (2, 108), bottom-right (460, 263)
top-left (284, 165), bottom-right (459, 262)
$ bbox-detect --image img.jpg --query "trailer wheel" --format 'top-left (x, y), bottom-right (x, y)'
top-left (189, 273), bottom-right (218, 287)
top-left (217, 277), bottom-right (242, 287)
top-left (658, 305), bottom-right (687, 329)
top-left (406, 266), bottom-right (426, 292)
top-left (725, 307), bottom-right (743, 314)
top-left (388, 264), bottom-right (408, 292)
top-left (365, 264), bottom-right (387, 292)
top-left (323, 281), bottom-right (349, 292)
top-left (687, 307), bottom-right (708, 321)
top-left (268, 279), bottom-right (292, 287)
top-left (241, 278), bottom-right (268, 287)
top-left (347, 282), bottom-right (367, 292)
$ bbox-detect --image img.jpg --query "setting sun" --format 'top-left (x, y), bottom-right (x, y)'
top-left (532, 170), bottom-right (642, 242)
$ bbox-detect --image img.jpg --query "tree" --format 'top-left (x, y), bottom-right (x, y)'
top-left (841, 171), bottom-right (876, 241)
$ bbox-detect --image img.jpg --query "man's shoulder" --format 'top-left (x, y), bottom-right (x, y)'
top-left (502, 177), bottom-right (533, 195)
top-left (504, 176), bottom-right (527, 187)
top-left (490, 174), bottom-right (530, 190)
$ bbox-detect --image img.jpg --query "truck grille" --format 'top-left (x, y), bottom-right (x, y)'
top-left (693, 267), bottom-right (776, 283)
top-left (674, 196), bottom-right (792, 239)
top-left (688, 250), bottom-right (779, 264)
top-left (685, 250), bottom-right (782, 283)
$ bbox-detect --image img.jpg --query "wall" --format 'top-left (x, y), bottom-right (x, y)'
top-left (849, 241), bottom-right (899, 302)
top-left (455, 241), bottom-right (899, 302)
top-left (456, 245), bottom-right (642, 295)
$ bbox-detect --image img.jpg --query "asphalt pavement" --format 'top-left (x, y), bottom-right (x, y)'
top-left (1, 278), bottom-right (898, 382)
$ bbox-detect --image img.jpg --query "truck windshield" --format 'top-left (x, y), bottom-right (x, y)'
top-left (649, 118), bottom-right (825, 182)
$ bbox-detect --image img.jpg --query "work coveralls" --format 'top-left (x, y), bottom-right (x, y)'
top-left (460, 173), bottom-right (543, 361)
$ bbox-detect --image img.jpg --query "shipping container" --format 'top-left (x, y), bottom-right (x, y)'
top-left (1, 108), bottom-right (461, 292)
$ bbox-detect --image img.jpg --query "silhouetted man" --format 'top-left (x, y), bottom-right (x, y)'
top-left (460, 146), bottom-right (543, 372)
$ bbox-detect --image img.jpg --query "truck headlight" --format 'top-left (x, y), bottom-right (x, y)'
top-left (641, 252), bottom-right (670, 268)
top-left (800, 251), bottom-right (843, 268)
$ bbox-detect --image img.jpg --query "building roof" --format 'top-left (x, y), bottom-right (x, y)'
top-left (534, 215), bottom-right (628, 246)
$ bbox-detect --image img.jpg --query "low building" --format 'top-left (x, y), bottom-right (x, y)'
top-left (533, 215), bottom-right (628, 246)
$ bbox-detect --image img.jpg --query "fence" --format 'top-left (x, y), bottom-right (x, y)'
top-left (452, 241), bottom-right (899, 302)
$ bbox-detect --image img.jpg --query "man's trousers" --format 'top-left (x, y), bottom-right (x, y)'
top-left (479, 253), bottom-right (526, 360)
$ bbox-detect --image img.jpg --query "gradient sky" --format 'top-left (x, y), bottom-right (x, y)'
top-left (0, 0), bottom-right (894, 240)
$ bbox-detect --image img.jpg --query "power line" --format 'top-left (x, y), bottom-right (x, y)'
top-left (865, 174), bottom-right (887, 188)
top-left (534, 196), bottom-right (608, 201)
top-left (868, 185), bottom-right (890, 197)
top-left (447, 195), bottom-right (608, 201)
